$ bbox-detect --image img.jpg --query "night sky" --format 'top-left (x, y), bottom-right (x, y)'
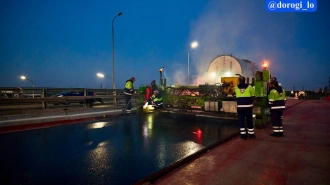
top-left (1, 0), bottom-right (329, 91)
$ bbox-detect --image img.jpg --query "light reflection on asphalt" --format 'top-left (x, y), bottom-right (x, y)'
top-left (0, 113), bottom-right (238, 185)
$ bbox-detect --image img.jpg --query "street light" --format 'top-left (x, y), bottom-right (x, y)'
top-left (97, 73), bottom-right (112, 79)
top-left (188, 41), bottom-right (198, 85)
top-left (97, 73), bottom-right (112, 89)
top-left (20, 75), bottom-right (34, 98)
top-left (112, 11), bottom-right (123, 91)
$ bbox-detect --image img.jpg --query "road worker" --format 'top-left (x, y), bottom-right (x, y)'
top-left (147, 90), bottom-right (163, 109)
top-left (123, 77), bottom-right (135, 114)
top-left (268, 79), bottom-right (286, 137)
top-left (234, 75), bottom-right (256, 140)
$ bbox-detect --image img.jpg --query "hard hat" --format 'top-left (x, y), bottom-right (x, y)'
top-left (153, 90), bottom-right (159, 93)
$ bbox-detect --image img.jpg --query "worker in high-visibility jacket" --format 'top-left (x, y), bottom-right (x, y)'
top-left (234, 76), bottom-right (256, 140)
top-left (147, 90), bottom-right (163, 109)
top-left (266, 76), bottom-right (277, 115)
top-left (268, 79), bottom-right (286, 137)
top-left (123, 77), bottom-right (135, 114)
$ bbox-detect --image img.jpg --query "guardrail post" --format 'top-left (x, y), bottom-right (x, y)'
top-left (84, 89), bottom-right (87, 107)
top-left (42, 89), bottom-right (48, 109)
top-left (113, 90), bottom-right (117, 108)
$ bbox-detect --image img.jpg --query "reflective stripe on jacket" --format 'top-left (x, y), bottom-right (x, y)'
top-left (151, 94), bottom-right (162, 103)
top-left (234, 83), bottom-right (255, 108)
top-left (268, 86), bottom-right (286, 110)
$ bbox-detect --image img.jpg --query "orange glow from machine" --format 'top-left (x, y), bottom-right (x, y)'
top-left (262, 62), bottom-right (268, 70)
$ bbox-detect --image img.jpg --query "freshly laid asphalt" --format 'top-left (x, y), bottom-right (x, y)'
top-left (152, 99), bottom-right (330, 185)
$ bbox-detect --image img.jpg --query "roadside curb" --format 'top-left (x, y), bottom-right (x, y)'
top-left (0, 108), bottom-right (138, 134)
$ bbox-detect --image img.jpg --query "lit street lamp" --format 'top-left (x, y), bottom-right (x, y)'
top-left (112, 11), bottom-right (123, 91)
top-left (97, 73), bottom-right (112, 89)
top-left (188, 41), bottom-right (198, 85)
top-left (20, 75), bottom-right (34, 98)
top-left (97, 73), bottom-right (112, 79)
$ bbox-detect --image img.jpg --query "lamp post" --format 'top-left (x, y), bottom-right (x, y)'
top-left (112, 11), bottom-right (122, 92)
top-left (20, 76), bottom-right (34, 98)
top-left (188, 41), bottom-right (198, 85)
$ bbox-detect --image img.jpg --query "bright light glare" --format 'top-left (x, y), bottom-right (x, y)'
top-left (263, 62), bottom-right (268, 68)
top-left (90, 122), bottom-right (108, 129)
top-left (210, 72), bottom-right (216, 78)
top-left (224, 71), bottom-right (231, 76)
top-left (191, 41), bottom-right (198, 48)
top-left (97, 73), bottom-right (105, 78)
top-left (181, 141), bottom-right (203, 156)
top-left (20, 76), bottom-right (26, 80)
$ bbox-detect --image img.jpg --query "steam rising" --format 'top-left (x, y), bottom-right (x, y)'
top-left (172, 0), bottom-right (298, 87)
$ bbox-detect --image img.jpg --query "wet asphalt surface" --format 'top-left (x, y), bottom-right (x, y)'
top-left (0, 112), bottom-right (238, 185)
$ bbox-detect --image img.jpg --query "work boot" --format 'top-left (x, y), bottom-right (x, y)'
top-left (249, 134), bottom-right (256, 139)
top-left (240, 135), bottom-right (247, 140)
top-left (279, 132), bottom-right (284, 136)
top-left (270, 132), bottom-right (280, 137)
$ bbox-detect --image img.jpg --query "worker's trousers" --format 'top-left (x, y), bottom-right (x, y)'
top-left (125, 94), bottom-right (132, 112)
top-left (237, 107), bottom-right (254, 137)
top-left (271, 109), bottom-right (284, 134)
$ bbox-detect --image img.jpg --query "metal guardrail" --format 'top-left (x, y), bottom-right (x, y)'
top-left (0, 87), bottom-right (139, 115)
top-left (0, 87), bottom-right (121, 98)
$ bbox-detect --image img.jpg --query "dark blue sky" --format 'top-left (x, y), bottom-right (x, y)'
top-left (1, 0), bottom-right (329, 91)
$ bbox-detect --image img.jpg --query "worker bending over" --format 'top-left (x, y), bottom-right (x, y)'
top-left (147, 90), bottom-right (163, 109)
